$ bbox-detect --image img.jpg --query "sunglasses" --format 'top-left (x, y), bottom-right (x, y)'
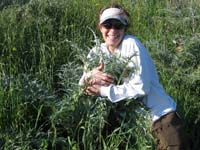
top-left (102, 21), bottom-right (125, 30)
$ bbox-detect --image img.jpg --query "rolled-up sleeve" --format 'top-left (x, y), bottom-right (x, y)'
top-left (100, 73), bottom-right (150, 103)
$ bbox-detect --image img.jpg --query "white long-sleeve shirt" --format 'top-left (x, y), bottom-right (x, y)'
top-left (79, 35), bottom-right (176, 122)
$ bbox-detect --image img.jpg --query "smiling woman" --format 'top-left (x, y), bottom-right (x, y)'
top-left (99, 19), bottom-right (125, 52)
top-left (98, 5), bottom-right (129, 52)
top-left (79, 2), bottom-right (190, 150)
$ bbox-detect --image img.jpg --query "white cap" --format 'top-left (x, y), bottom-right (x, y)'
top-left (99, 8), bottom-right (128, 25)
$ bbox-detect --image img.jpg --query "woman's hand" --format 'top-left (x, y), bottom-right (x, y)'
top-left (84, 62), bottom-right (114, 96)
top-left (87, 62), bottom-right (115, 86)
top-left (85, 84), bottom-right (101, 96)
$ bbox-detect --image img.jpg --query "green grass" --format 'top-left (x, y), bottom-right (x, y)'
top-left (0, 0), bottom-right (199, 149)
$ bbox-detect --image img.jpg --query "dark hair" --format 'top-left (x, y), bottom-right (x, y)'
top-left (99, 3), bottom-right (130, 18)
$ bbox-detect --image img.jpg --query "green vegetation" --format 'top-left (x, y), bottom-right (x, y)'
top-left (0, 0), bottom-right (199, 149)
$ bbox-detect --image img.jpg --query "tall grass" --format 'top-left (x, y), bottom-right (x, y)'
top-left (0, 0), bottom-right (199, 149)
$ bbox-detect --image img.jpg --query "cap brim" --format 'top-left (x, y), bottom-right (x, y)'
top-left (100, 16), bottom-right (128, 25)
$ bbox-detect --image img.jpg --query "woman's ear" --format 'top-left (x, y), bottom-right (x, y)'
top-left (97, 24), bottom-right (101, 30)
top-left (98, 25), bottom-right (103, 33)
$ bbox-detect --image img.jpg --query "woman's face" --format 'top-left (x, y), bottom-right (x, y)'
top-left (99, 19), bottom-right (125, 52)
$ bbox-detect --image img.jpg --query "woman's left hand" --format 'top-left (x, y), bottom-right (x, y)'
top-left (85, 84), bottom-right (101, 96)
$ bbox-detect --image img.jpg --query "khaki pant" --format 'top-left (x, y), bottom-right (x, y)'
top-left (151, 112), bottom-right (190, 150)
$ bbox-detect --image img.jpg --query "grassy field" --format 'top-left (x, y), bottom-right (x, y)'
top-left (0, 0), bottom-right (199, 149)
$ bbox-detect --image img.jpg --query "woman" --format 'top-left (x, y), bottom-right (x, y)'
top-left (79, 3), bottom-right (189, 150)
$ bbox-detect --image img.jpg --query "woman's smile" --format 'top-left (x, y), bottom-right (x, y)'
top-left (107, 33), bottom-right (119, 41)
